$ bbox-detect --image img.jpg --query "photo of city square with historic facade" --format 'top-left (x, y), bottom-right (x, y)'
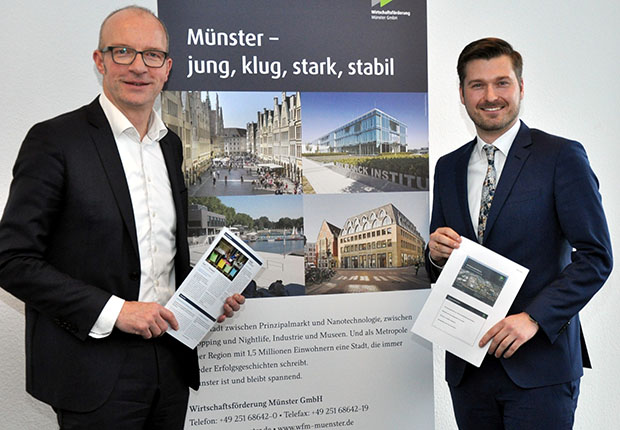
top-left (161, 91), bottom-right (302, 197)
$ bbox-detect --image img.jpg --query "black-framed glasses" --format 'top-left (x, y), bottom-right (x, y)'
top-left (101, 46), bottom-right (168, 68)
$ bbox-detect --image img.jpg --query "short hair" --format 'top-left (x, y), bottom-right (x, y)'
top-left (98, 5), bottom-right (170, 51)
top-left (457, 38), bottom-right (523, 87)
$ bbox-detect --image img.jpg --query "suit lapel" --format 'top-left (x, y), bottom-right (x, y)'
top-left (86, 99), bottom-right (139, 257)
top-left (456, 140), bottom-right (478, 240)
top-left (160, 134), bottom-right (191, 284)
top-left (483, 122), bottom-right (532, 241)
top-left (159, 136), bottom-right (185, 233)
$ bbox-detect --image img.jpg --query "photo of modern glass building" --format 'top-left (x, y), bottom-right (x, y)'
top-left (312, 108), bottom-right (407, 155)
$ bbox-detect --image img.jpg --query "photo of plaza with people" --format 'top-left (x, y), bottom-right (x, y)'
top-left (161, 91), bottom-right (302, 197)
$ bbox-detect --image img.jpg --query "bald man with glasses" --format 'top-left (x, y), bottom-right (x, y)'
top-left (0, 7), bottom-right (244, 429)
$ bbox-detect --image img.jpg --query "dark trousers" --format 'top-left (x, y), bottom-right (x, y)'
top-left (449, 355), bottom-right (580, 430)
top-left (56, 336), bottom-right (190, 430)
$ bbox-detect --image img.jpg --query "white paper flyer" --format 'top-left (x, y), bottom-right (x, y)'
top-left (411, 237), bottom-right (529, 366)
top-left (165, 228), bottom-right (264, 349)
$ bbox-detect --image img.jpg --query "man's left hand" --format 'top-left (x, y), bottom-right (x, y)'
top-left (217, 293), bottom-right (246, 323)
top-left (479, 312), bottom-right (539, 358)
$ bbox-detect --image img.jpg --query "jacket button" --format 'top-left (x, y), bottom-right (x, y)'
top-left (129, 271), bottom-right (140, 281)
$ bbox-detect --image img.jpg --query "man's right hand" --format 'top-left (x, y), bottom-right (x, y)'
top-left (115, 301), bottom-right (179, 339)
top-left (428, 227), bottom-right (462, 266)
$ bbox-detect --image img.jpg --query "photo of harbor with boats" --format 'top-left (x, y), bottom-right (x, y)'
top-left (239, 227), bottom-right (305, 256)
top-left (187, 195), bottom-right (305, 296)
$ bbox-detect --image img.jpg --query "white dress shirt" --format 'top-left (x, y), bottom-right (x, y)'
top-left (467, 120), bottom-right (521, 233)
top-left (90, 93), bottom-right (177, 338)
top-left (428, 120), bottom-right (522, 271)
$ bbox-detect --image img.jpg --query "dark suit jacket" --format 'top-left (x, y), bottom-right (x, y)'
top-left (426, 121), bottom-right (612, 388)
top-left (0, 98), bottom-right (199, 412)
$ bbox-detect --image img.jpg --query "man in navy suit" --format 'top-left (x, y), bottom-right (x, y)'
top-left (426, 38), bottom-right (612, 429)
top-left (0, 6), bottom-right (244, 429)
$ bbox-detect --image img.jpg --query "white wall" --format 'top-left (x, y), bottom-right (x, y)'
top-left (0, 1), bottom-right (617, 428)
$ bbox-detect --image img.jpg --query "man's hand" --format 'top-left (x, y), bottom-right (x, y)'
top-left (429, 227), bottom-right (462, 265)
top-left (479, 312), bottom-right (539, 358)
top-left (217, 293), bottom-right (245, 323)
top-left (115, 301), bottom-right (179, 339)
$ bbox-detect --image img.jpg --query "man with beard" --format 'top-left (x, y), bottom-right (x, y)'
top-left (426, 38), bottom-right (612, 429)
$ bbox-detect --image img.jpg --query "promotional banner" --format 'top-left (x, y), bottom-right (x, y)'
top-left (161, 0), bottom-right (427, 92)
top-left (157, 1), bottom-right (432, 428)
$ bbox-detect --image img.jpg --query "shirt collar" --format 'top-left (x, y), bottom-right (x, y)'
top-left (98, 92), bottom-right (168, 142)
top-left (475, 119), bottom-right (521, 157)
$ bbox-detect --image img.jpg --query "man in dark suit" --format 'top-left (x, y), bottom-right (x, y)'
top-left (0, 6), bottom-right (244, 429)
top-left (426, 38), bottom-right (612, 429)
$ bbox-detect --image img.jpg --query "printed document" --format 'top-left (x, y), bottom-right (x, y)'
top-left (411, 238), bottom-right (529, 366)
top-left (166, 228), bottom-right (263, 348)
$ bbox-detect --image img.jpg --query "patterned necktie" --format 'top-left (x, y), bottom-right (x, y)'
top-left (478, 144), bottom-right (498, 243)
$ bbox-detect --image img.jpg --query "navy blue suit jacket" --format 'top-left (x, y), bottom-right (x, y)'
top-left (426, 121), bottom-right (612, 388)
top-left (0, 98), bottom-right (199, 411)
